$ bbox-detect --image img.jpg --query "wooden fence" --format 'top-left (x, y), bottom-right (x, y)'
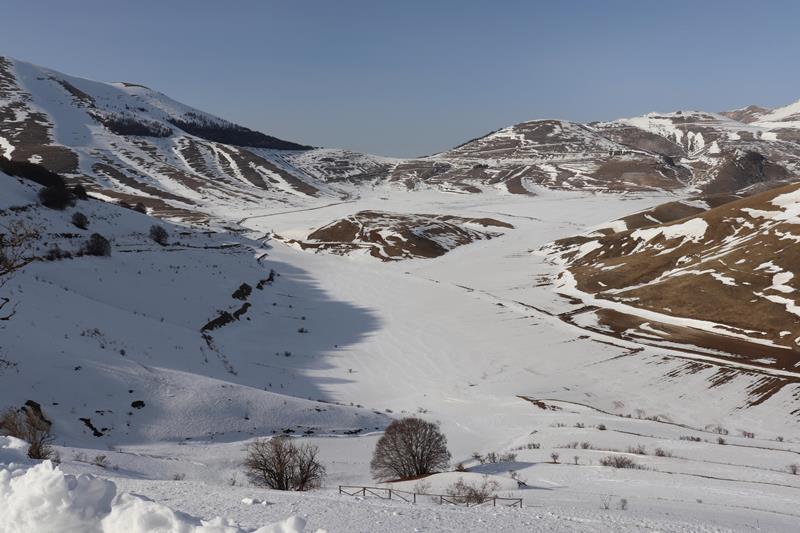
top-left (338, 485), bottom-right (523, 508)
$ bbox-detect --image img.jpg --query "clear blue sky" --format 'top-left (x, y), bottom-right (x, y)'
top-left (2, 1), bottom-right (799, 157)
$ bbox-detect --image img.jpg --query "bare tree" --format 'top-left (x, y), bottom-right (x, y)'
top-left (0, 404), bottom-right (55, 460)
top-left (244, 437), bottom-right (325, 491)
top-left (0, 221), bottom-right (39, 320)
top-left (370, 417), bottom-right (451, 481)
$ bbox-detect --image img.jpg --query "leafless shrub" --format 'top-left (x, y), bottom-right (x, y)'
top-left (413, 478), bottom-right (432, 495)
top-left (564, 441), bottom-right (579, 449)
top-left (599, 455), bottom-right (641, 469)
top-left (717, 437), bottom-right (726, 445)
top-left (509, 470), bottom-right (527, 487)
top-left (600, 494), bottom-right (613, 510)
top-left (445, 476), bottom-right (499, 505)
top-left (580, 441), bottom-right (592, 449)
top-left (777, 436), bottom-right (784, 442)
top-left (618, 498), bottom-right (628, 511)
top-left (789, 463), bottom-right (799, 475)
top-left (149, 225), bottom-right (169, 246)
top-left (597, 424), bottom-right (606, 431)
top-left (84, 233), bottom-right (111, 257)
top-left (244, 437), bottom-right (325, 491)
top-left (92, 454), bottom-right (108, 468)
top-left (173, 472), bottom-right (186, 481)
top-left (370, 417), bottom-right (450, 481)
top-left (550, 452), bottom-right (560, 464)
top-left (741, 430), bottom-right (755, 439)
top-left (0, 405), bottom-right (54, 460)
top-left (499, 452), bottom-right (516, 462)
top-left (71, 212), bottom-right (89, 230)
top-left (626, 444), bottom-right (646, 455)
top-left (654, 448), bottom-right (672, 457)
top-left (573, 455), bottom-right (579, 465)
top-left (454, 462), bottom-right (466, 472)
top-left (680, 435), bottom-right (702, 442)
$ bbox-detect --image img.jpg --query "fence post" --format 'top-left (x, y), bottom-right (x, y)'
top-left (413, 492), bottom-right (416, 504)
top-left (388, 489), bottom-right (392, 500)
top-left (493, 497), bottom-right (497, 507)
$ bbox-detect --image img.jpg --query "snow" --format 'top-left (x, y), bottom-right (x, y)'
top-left (0, 136), bottom-right (14, 158)
top-left (630, 217), bottom-right (708, 244)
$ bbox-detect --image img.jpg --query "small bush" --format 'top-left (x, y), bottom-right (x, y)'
top-left (454, 462), bottom-right (466, 472)
top-left (626, 444), bottom-right (646, 455)
top-left (597, 424), bottom-right (607, 431)
top-left (149, 225), bottom-right (169, 246)
top-left (618, 498), bottom-right (628, 511)
top-left (580, 442), bottom-right (592, 449)
top-left (654, 448), bottom-right (672, 457)
top-left (0, 405), bottom-right (55, 460)
top-left (71, 212), bottom-right (89, 230)
top-left (133, 202), bottom-right (147, 214)
top-left (84, 233), bottom-right (111, 257)
top-left (550, 452), bottom-right (560, 464)
top-left (38, 185), bottom-right (73, 210)
top-left (71, 184), bottom-right (89, 200)
top-left (92, 454), bottom-right (108, 468)
top-left (44, 245), bottom-right (72, 261)
top-left (599, 455), bottom-right (641, 469)
top-left (445, 476), bottom-right (499, 505)
top-left (680, 435), bottom-right (702, 442)
top-left (789, 463), bottom-right (799, 475)
top-left (600, 494), bottom-right (612, 510)
top-left (717, 437), bottom-right (726, 445)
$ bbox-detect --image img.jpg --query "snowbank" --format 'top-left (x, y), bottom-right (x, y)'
top-left (0, 439), bottom-right (321, 533)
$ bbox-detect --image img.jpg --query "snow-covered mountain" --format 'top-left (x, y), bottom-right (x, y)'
top-left (545, 182), bottom-right (800, 393)
top-left (3, 54), bottom-right (800, 226)
top-left (0, 56), bottom-right (345, 225)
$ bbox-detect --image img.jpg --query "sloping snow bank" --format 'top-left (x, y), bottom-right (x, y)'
top-left (0, 439), bottom-right (320, 533)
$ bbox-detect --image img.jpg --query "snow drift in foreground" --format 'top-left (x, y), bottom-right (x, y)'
top-left (0, 438), bottom-right (319, 533)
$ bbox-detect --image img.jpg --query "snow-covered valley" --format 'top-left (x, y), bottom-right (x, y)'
top-left (3, 168), bottom-right (800, 531)
top-left (2, 49), bottom-right (800, 532)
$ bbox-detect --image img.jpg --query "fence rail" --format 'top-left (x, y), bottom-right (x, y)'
top-left (338, 485), bottom-right (523, 508)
